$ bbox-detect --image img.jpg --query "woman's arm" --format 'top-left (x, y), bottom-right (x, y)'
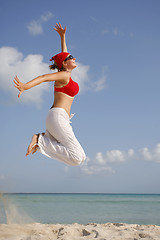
top-left (54, 23), bottom-right (67, 52)
top-left (14, 71), bottom-right (69, 98)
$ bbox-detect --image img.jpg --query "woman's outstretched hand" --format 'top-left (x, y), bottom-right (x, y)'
top-left (53, 23), bottom-right (68, 52)
top-left (53, 23), bottom-right (66, 38)
top-left (13, 75), bottom-right (25, 98)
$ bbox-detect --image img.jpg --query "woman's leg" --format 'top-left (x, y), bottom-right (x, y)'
top-left (37, 108), bottom-right (86, 166)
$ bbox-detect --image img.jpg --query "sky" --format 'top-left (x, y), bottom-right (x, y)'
top-left (0, 0), bottom-right (160, 193)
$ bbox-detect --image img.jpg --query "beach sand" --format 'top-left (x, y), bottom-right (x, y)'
top-left (0, 222), bottom-right (160, 240)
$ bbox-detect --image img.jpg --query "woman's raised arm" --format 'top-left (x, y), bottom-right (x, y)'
top-left (53, 23), bottom-right (68, 52)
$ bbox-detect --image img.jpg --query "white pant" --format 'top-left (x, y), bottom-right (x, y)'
top-left (38, 107), bottom-right (86, 166)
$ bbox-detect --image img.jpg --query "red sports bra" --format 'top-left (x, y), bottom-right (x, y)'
top-left (54, 77), bottom-right (79, 97)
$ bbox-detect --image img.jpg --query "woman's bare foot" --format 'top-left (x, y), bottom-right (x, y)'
top-left (26, 134), bottom-right (39, 156)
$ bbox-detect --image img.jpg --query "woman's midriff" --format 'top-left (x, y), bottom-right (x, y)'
top-left (51, 91), bottom-right (74, 116)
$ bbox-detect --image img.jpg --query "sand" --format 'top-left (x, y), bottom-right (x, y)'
top-left (0, 222), bottom-right (160, 240)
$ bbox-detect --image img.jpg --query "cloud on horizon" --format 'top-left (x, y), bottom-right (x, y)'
top-left (79, 148), bottom-right (134, 175)
top-left (65, 144), bottom-right (160, 176)
top-left (140, 144), bottom-right (160, 163)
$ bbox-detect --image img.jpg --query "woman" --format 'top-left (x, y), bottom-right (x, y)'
top-left (14, 23), bottom-right (86, 166)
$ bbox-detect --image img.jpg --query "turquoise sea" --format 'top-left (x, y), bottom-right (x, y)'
top-left (0, 194), bottom-right (160, 225)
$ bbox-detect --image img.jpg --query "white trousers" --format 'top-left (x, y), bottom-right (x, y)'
top-left (38, 107), bottom-right (86, 166)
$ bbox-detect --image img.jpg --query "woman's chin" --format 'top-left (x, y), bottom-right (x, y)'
top-left (70, 65), bottom-right (77, 70)
top-left (73, 64), bottom-right (77, 69)
top-left (68, 64), bottom-right (77, 71)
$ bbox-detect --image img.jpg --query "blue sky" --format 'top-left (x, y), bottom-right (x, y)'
top-left (0, 0), bottom-right (160, 193)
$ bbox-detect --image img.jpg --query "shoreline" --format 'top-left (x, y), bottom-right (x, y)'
top-left (2, 192), bottom-right (160, 194)
top-left (0, 222), bottom-right (160, 240)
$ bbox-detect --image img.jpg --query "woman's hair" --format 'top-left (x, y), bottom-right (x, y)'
top-left (49, 61), bottom-right (65, 71)
top-left (49, 62), bottom-right (58, 70)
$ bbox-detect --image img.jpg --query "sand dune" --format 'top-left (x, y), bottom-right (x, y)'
top-left (0, 222), bottom-right (160, 240)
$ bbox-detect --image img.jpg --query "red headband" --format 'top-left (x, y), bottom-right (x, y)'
top-left (50, 52), bottom-right (69, 71)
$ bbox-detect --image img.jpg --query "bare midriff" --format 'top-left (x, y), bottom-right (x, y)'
top-left (51, 91), bottom-right (74, 116)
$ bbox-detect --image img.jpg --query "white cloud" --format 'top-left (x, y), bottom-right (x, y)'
top-left (27, 11), bottom-right (54, 35)
top-left (140, 144), bottom-right (160, 162)
top-left (93, 66), bottom-right (107, 92)
top-left (106, 150), bottom-right (126, 163)
top-left (78, 143), bottom-right (160, 176)
top-left (80, 156), bottom-right (115, 175)
top-left (0, 47), bottom-right (107, 107)
top-left (72, 62), bottom-right (90, 92)
top-left (0, 46), bottom-right (51, 107)
top-left (27, 20), bottom-right (43, 35)
top-left (79, 148), bottom-right (134, 176)
top-left (139, 147), bottom-right (152, 161)
top-left (128, 148), bottom-right (134, 157)
top-left (81, 164), bottom-right (114, 175)
top-left (72, 63), bottom-right (107, 93)
top-left (95, 152), bottom-right (106, 165)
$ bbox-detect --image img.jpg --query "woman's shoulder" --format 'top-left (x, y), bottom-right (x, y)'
top-left (53, 71), bottom-right (70, 85)
top-left (49, 70), bottom-right (70, 79)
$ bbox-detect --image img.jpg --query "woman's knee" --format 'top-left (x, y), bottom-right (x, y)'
top-left (71, 151), bottom-right (86, 166)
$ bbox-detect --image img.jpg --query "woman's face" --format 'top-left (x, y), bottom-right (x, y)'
top-left (63, 55), bottom-right (77, 70)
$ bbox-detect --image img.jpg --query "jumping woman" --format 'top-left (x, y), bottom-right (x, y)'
top-left (14, 23), bottom-right (86, 166)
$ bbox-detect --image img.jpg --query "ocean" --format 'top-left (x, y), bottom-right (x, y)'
top-left (0, 193), bottom-right (160, 225)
